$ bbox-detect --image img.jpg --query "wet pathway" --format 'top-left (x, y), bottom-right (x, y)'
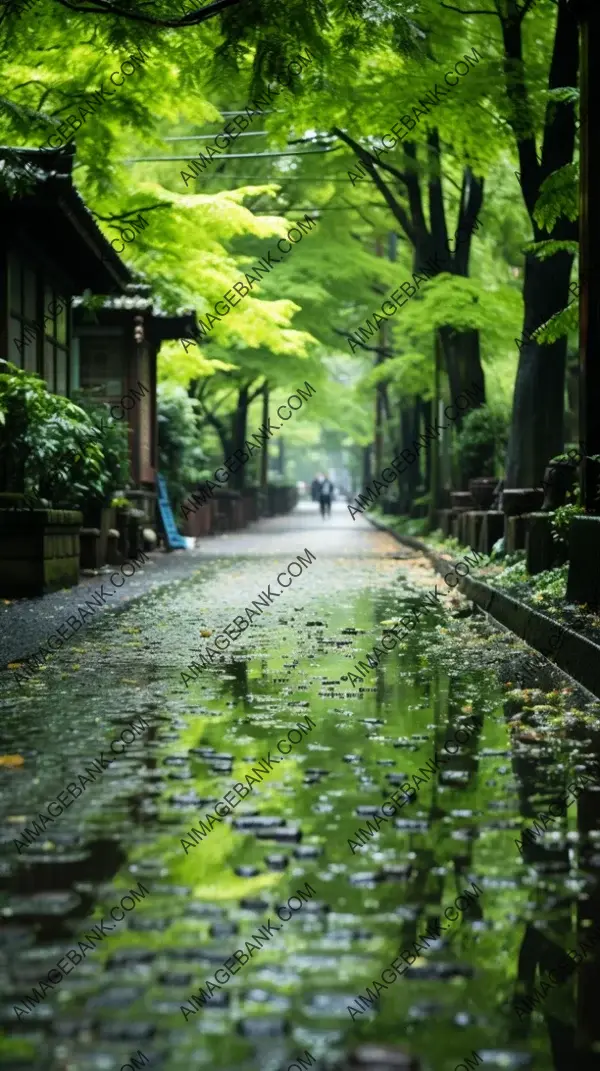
top-left (2, 503), bottom-right (600, 1071)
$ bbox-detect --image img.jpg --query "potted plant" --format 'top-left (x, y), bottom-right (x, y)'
top-left (0, 361), bottom-right (97, 594)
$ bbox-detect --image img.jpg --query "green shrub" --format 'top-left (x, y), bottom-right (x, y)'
top-left (454, 404), bottom-right (509, 482)
top-left (157, 384), bottom-right (207, 512)
top-left (551, 503), bottom-right (585, 546)
top-left (0, 360), bottom-right (113, 509)
top-left (73, 391), bottom-right (130, 508)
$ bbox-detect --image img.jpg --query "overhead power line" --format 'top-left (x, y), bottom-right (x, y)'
top-left (163, 132), bottom-right (269, 141)
top-left (122, 147), bottom-right (341, 162)
top-left (182, 176), bottom-right (384, 185)
top-left (162, 132), bottom-right (335, 146)
top-left (217, 110), bottom-right (285, 116)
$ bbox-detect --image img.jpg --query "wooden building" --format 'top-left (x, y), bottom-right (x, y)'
top-left (1, 144), bottom-right (198, 525)
top-left (72, 284), bottom-right (198, 522)
top-left (0, 144), bottom-right (130, 392)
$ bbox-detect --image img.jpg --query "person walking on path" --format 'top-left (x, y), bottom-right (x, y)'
top-left (311, 474), bottom-right (323, 502)
top-left (319, 475), bottom-right (334, 518)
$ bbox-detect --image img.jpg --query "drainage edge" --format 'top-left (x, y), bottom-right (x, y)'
top-left (368, 515), bottom-right (600, 701)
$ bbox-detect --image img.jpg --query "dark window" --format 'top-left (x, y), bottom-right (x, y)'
top-left (78, 336), bottom-right (125, 399)
top-left (43, 284), bottom-right (69, 394)
top-left (7, 255), bottom-right (68, 391)
top-left (7, 253), bottom-right (38, 371)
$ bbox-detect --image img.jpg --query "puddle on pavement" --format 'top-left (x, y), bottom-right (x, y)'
top-left (2, 551), bottom-right (600, 1071)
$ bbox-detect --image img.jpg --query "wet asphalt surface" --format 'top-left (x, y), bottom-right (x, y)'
top-left (2, 502), bottom-right (600, 1071)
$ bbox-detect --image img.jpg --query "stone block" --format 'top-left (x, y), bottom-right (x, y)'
top-left (0, 509), bottom-right (82, 596)
top-left (503, 487), bottom-right (545, 517)
top-left (44, 554), bottom-right (79, 591)
top-left (107, 529), bottom-right (121, 566)
top-left (437, 509), bottom-right (454, 538)
top-left (0, 557), bottom-right (43, 593)
top-left (450, 491), bottom-right (474, 510)
top-left (567, 516), bottom-right (600, 608)
top-left (457, 511), bottom-right (470, 545)
top-left (466, 510), bottom-right (486, 551)
top-left (506, 515), bottom-right (527, 553)
top-left (525, 512), bottom-right (558, 575)
top-left (80, 528), bottom-right (102, 570)
top-left (478, 510), bottom-right (504, 554)
top-left (0, 535), bottom-right (39, 559)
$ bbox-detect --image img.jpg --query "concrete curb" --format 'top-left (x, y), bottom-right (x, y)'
top-left (369, 515), bottom-right (600, 700)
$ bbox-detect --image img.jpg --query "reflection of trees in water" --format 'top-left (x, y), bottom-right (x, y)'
top-left (503, 679), bottom-right (600, 1070)
top-left (14, 836), bottom-right (127, 946)
top-left (395, 665), bottom-right (484, 964)
top-left (575, 773), bottom-right (600, 1070)
top-left (125, 714), bottom-right (160, 827)
top-left (223, 658), bottom-right (250, 705)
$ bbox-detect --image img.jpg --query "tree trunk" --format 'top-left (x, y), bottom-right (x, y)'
top-left (501, 1), bottom-right (578, 487)
top-left (260, 383), bottom-right (269, 491)
top-left (231, 384), bottom-right (249, 491)
top-left (375, 378), bottom-right (385, 476)
top-left (362, 444), bottom-right (371, 489)
top-left (193, 381), bottom-right (233, 462)
top-left (333, 127), bottom-right (486, 405)
top-left (428, 334), bottom-right (442, 527)
top-left (506, 251), bottom-right (572, 487)
top-left (422, 397), bottom-right (432, 492)
top-left (399, 400), bottom-right (420, 513)
top-left (439, 325), bottom-right (485, 426)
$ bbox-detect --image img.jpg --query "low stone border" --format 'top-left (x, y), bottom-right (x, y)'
top-left (369, 516), bottom-right (600, 700)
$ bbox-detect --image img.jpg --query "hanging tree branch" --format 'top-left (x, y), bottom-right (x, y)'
top-left (52, 0), bottom-right (247, 28)
top-left (91, 203), bottom-right (170, 223)
top-left (331, 126), bottom-right (418, 245)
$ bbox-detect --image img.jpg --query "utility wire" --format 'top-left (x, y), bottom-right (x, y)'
top-left (163, 133), bottom-right (334, 144)
top-left (216, 110), bottom-right (285, 116)
top-left (122, 147), bottom-right (341, 162)
top-left (163, 132), bottom-right (269, 141)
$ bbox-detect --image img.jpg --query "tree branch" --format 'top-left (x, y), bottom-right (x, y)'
top-left (402, 142), bottom-right (429, 248)
top-left (499, 13), bottom-right (541, 219)
top-left (427, 129), bottom-right (450, 262)
top-left (332, 126), bottom-right (418, 245)
top-left (340, 196), bottom-right (378, 229)
top-left (453, 166), bottom-right (485, 275)
top-left (52, 0), bottom-right (246, 27)
top-left (332, 327), bottom-right (394, 357)
top-left (247, 377), bottom-right (267, 404)
top-left (196, 394), bottom-right (231, 454)
top-left (440, 2), bottom-right (497, 14)
top-left (91, 203), bottom-right (170, 222)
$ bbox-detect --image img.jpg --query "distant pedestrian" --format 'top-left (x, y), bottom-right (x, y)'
top-left (319, 475), bottom-right (334, 519)
top-left (311, 474), bottom-right (323, 502)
